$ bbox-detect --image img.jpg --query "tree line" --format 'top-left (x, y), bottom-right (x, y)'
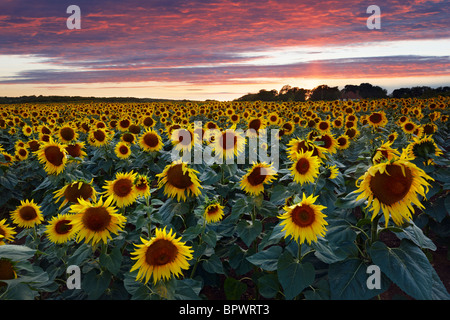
top-left (235, 83), bottom-right (450, 102)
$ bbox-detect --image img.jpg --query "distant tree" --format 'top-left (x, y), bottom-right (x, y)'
top-left (309, 85), bottom-right (341, 101)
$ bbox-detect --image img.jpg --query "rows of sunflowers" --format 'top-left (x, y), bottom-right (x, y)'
top-left (0, 97), bottom-right (449, 300)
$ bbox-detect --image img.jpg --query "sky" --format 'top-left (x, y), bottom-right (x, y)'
top-left (0, 0), bottom-right (449, 101)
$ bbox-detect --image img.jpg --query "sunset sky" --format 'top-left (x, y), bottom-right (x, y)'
top-left (0, 0), bottom-right (449, 101)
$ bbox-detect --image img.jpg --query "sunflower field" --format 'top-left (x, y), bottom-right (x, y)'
top-left (0, 97), bottom-right (449, 300)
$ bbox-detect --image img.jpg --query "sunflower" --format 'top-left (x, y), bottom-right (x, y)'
top-left (135, 174), bottom-right (151, 198)
top-left (44, 214), bottom-right (77, 244)
top-left (15, 147), bottom-right (29, 161)
top-left (103, 171), bottom-right (138, 208)
top-left (35, 139), bottom-right (68, 175)
top-left (401, 121), bottom-right (416, 134)
top-left (139, 128), bottom-right (164, 152)
top-left (367, 111), bottom-right (388, 128)
top-left (130, 227), bottom-right (193, 285)
top-left (65, 141), bottom-right (87, 159)
top-left (336, 134), bottom-right (350, 150)
top-left (114, 141), bottom-right (132, 159)
top-left (313, 133), bottom-right (338, 154)
top-left (355, 155), bottom-right (433, 227)
top-left (10, 199), bottom-right (44, 228)
top-left (88, 128), bottom-right (111, 147)
top-left (316, 120), bottom-right (331, 133)
top-left (54, 179), bottom-right (97, 209)
top-left (204, 202), bottom-right (225, 223)
top-left (278, 193), bottom-right (328, 245)
top-left (372, 141), bottom-right (400, 164)
top-left (0, 219), bottom-right (17, 245)
top-left (246, 117), bottom-right (265, 137)
top-left (69, 196), bottom-right (126, 245)
top-left (170, 128), bottom-right (196, 151)
top-left (0, 152), bottom-right (14, 167)
top-left (156, 161), bottom-right (202, 201)
top-left (213, 128), bottom-right (246, 161)
top-left (290, 150), bottom-right (321, 185)
top-left (0, 258), bottom-right (17, 287)
top-left (324, 165), bottom-right (339, 180)
top-left (405, 135), bottom-right (443, 164)
top-left (287, 138), bottom-right (327, 161)
top-left (239, 162), bottom-right (277, 196)
top-left (57, 124), bottom-right (78, 143)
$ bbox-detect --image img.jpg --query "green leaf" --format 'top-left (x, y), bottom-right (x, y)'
top-left (257, 273), bottom-right (280, 299)
top-left (246, 245), bottom-right (282, 271)
top-left (229, 198), bottom-right (250, 221)
top-left (67, 243), bottom-right (92, 266)
top-left (395, 223), bottom-right (437, 251)
top-left (329, 258), bottom-right (389, 300)
top-left (174, 278), bottom-right (202, 300)
top-left (224, 277), bottom-right (247, 300)
top-left (277, 251), bottom-right (315, 300)
top-left (368, 240), bottom-right (433, 300)
top-left (82, 269), bottom-right (112, 300)
top-left (236, 220), bottom-right (262, 247)
top-left (202, 254), bottom-right (225, 274)
top-left (99, 246), bottom-right (123, 275)
top-left (0, 244), bottom-right (36, 261)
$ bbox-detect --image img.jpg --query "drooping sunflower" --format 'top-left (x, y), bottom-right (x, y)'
top-left (213, 128), bottom-right (246, 161)
top-left (287, 138), bottom-right (327, 161)
top-left (156, 161), bottom-right (202, 202)
top-left (44, 214), bottom-right (77, 244)
top-left (135, 174), bottom-right (151, 198)
top-left (204, 202), bottom-right (225, 223)
top-left (10, 199), bottom-right (44, 228)
top-left (405, 134), bottom-right (443, 164)
top-left (278, 193), bottom-right (328, 245)
top-left (35, 139), bottom-right (68, 175)
top-left (103, 171), bottom-right (138, 208)
top-left (355, 155), bottom-right (433, 227)
top-left (53, 179), bottom-right (97, 209)
top-left (239, 162), bottom-right (277, 196)
top-left (372, 141), bottom-right (401, 164)
top-left (114, 141), bottom-right (132, 159)
top-left (0, 258), bottom-right (17, 287)
top-left (130, 227), bottom-right (193, 285)
top-left (70, 196), bottom-right (126, 245)
top-left (290, 150), bottom-right (321, 185)
top-left (139, 128), bottom-right (164, 152)
top-left (0, 219), bottom-right (17, 245)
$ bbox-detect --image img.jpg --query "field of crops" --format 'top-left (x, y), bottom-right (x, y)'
top-left (0, 97), bottom-right (449, 300)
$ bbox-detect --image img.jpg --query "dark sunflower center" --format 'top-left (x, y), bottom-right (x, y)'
top-left (291, 204), bottom-right (315, 227)
top-left (249, 119), bottom-right (261, 131)
top-left (369, 164), bottom-right (413, 205)
top-left (64, 183), bottom-right (94, 203)
top-left (119, 145), bottom-right (129, 155)
top-left (369, 113), bottom-right (382, 124)
top-left (319, 122), bottom-right (329, 130)
top-left (0, 259), bottom-right (16, 286)
top-left (412, 141), bottom-right (436, 159)
top-left (315, 135), bottom-right (332, 149)
top-left (295, 158), bottom-right (310, 174)
top-left (207, 205), bottom-right (219, 215)
top-left (404, 123), bottom-right (414, 131)
top-left (44, 146), bottom-right (64, 166)
top-left (143, 117), bottom-right (154, 127)
top-left (143, 133), bottom-right (159, 148)
top-left (167, 164), bottom-right (193, 189)
top-left (146, 239), bottom-right (178, 266)
top-left (60, 127), bottom-right (75, 141)
top-left (113, 178), bottom-right (133, 197)
top-left (246, 166), bottom-right (267, 186)
top-left (19, 206), bottom-right (38, 221)
top-left (219, 132), bottom-right (237, 150)
top-left (54, 219), bottom-right (72, 235)
top-left (120, 119), bottom-right (130, 128)
top-left (93, 129), bottom-right (106, 142)
top-left (82, 207), bottom-right (111, 232)
top-left (296, 141), bottom-right (318, 157)
top-left (337, 137), bottom-right (347, 147)
top-left (122, 133), bottom-right (135, 143)
top-left (66, 144), bottom-right (82, 157)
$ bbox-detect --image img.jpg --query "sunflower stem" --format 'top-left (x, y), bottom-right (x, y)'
top-left (370, 213), bottom-right (382, 245)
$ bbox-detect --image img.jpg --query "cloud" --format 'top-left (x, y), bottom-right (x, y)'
top-left (0, 0), bottom-right (448, 90)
